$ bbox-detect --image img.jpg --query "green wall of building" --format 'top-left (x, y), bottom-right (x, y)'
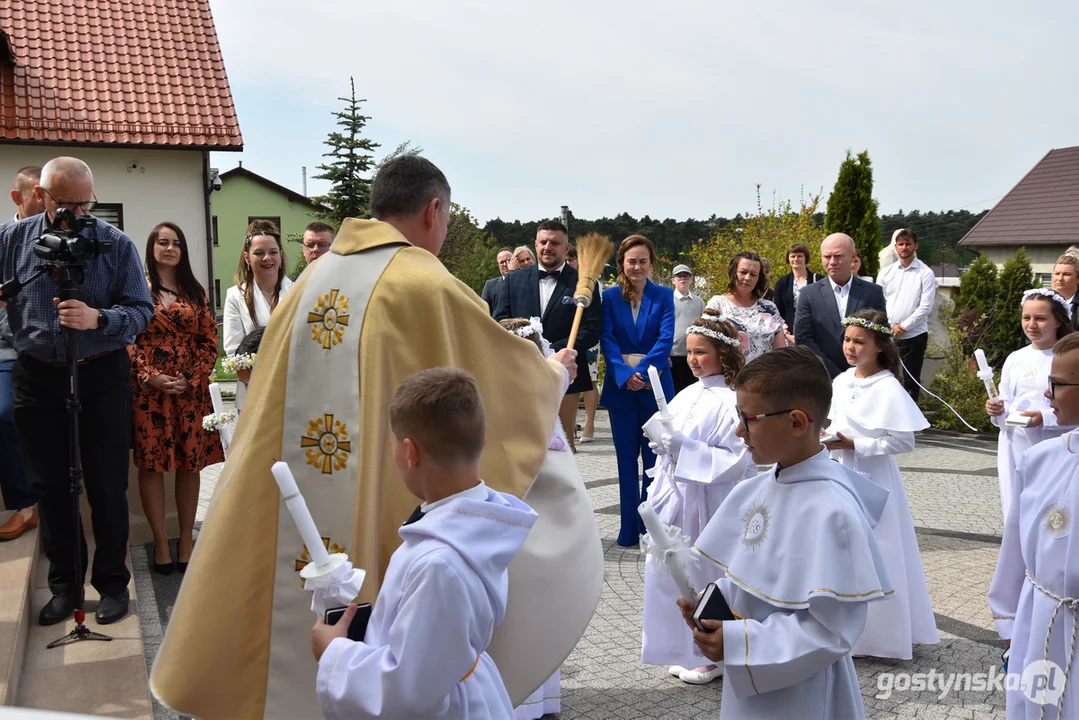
top-left (210, 172), bottom-right (322, 311)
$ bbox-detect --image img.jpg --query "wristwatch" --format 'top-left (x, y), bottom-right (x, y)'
top-left (97, 310), bottom-right (109, 330)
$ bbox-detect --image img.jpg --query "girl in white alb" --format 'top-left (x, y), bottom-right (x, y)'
top-left (824, 308), bottom-right (939, 660)
top-left (986, 289), bottom-right (1074, 519)
top-left (640, 310), bottom-right (755, 685)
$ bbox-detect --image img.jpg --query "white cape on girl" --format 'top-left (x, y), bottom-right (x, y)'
top-left (828, 368), bottom-right (939, 659)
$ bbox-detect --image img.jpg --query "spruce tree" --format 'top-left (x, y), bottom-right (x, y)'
top-left (313, 77), bottom-right (380, 225)
top-left (994, 248), bottom-right (1035, 360)
top-left (824, 150), bottom-right (881, 278)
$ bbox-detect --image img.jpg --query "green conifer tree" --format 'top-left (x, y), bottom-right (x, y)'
top-left (824, 150), bottom-right (881, 278)
top-left (313, 77), bottom-right (380, 225)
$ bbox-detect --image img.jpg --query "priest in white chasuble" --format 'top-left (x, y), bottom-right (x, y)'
top-left (150, 157), bottom-right (603, 719)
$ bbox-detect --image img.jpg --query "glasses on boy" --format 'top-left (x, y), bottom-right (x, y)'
top-left (736, 407), bottom-right (809, 434)
top-left (1048, 376), bottom-right (1079, 399)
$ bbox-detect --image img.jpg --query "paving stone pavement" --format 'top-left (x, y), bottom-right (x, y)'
top-left (140, 410), bottom-right (1009, 719)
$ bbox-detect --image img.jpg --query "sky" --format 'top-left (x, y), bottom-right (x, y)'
top-left (208, 1), bottom-right (1079, 225)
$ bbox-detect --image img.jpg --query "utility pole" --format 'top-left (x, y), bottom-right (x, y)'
top-left (302, 166), bottom-right (308, 196)
top-left (560, 205), bottom-right (570, 235)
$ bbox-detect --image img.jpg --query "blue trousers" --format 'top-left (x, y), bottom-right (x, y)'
top-left (608, 391), bottom-right (659, 546)
top-left (0, 358), bottom-right (35, 511)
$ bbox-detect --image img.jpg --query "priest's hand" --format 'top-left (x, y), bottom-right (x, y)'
top-left (1020, 410), bottom-right (1043, 428)
top-left (823, 432), bottom-right (855, 451)
top-left (312, 603), bottom-right (357, 661)
top-left (551, 348), bottom-right (578, 383)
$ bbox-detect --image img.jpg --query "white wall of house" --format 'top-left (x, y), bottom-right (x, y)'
top-left (977, 245), bottom-right (1074, 285)
top-left (0, 146), bottom-right (211, 291)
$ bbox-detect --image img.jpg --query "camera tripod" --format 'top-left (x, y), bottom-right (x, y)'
top-left (40, 266), bottom-right (112, 648)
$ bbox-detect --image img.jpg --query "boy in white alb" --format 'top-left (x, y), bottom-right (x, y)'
top-left (989, 332), bottom-right (1079, 720)
top-left (311, 368), bottom-right (538, 719)
top-left (677, 346), bottom-right (893, 719)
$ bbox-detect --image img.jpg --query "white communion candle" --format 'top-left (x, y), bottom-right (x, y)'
top-left (209, 382), bottom-right (225, 415)
top-left (647, 365), bottom-right (670, 417)
top-left (271, 462), bottom-right (331, 568)
top-left (638, 501), bottom-right (696, 600)
top-left (974, 349), bottom-right (999, 399)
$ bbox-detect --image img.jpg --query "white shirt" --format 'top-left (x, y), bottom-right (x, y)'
top-left (876, 257), bottom-right (936, 338)
top-left (828, 275), bottom-right (853, 320)
top-left (538, 262), bottom-right (566, 314)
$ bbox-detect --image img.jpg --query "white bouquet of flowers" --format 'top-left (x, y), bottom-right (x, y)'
top-left (221, 353), bottom-right (256, 375)
top-left (202, 411), bottom-right (237, 432)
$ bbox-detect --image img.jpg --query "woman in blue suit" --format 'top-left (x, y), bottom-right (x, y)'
top-left (600, 235), bottom-right (675, 547)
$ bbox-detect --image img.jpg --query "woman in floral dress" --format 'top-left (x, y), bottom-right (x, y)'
top-left (129, 222), bottom-right (223, 574)
top-left (706, 251), bottom-right (787, 362)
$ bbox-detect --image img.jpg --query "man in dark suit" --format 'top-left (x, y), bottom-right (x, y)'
top-left (480, 247), bottom-right (513, 317)
top-left (495, 220), bottom-right (601, 451)
top-left (795, 233), bottom-right (887, 378)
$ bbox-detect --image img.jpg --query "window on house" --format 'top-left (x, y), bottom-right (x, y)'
top-left (94, 204), bottom-right (124, 230)
top-left (212, 216), bottom-right (219, 247)
top-left (1036, 273), bottom-right (1054, 289)
top-left (214, 279), bottom-right (222, 309)
top-left (247, 216), bottom-right (282, 234)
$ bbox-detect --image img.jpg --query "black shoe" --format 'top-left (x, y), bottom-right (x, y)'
top-left (95, 590), bottom-right (129, 625)
top-left (176, 561), bottom-right (188, 573)
top-left (152, 543), bottom-right (174, 575)
top-left (39, 593), bottom-right (74, 626)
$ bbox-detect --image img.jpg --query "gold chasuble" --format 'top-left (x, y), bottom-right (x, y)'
top-left (150, 219), bottom-right (603, 719)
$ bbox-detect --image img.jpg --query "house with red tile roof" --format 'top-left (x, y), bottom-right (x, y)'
top-left (959, 146), bottom-right (1079, 286)
top-left (0, 0), bottom-right (243, 305)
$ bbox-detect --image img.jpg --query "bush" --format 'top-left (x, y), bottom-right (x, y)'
top-left (920, 312), bottom-right (995, 432)
top-left (688, 186), bottom-right (823, 298)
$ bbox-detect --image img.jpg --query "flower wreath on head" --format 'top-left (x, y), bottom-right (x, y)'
top-left (221, 353), bottom-right (257, 375)
top-left (1022, 288), bottom-right (1073, 319)
top-left (842, 316), bottom-right (894, 336)
top-left (686, 324), bottom-right (741, 347)
top-left (514, 317), bottom-right (553, 357)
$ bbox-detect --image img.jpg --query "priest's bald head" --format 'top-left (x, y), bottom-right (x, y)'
top-left (371, 156), bottom-right (452, 255)
top-left (820, 233), bottom-right (856, 285)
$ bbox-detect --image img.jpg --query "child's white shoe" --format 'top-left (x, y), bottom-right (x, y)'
top-left (680, 664), bottom-right (724, 684)
top-left (668, 665), bottom-right (688, 678)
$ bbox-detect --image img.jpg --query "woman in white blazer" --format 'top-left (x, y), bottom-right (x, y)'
top-left (222, 219), bottom-right (293, 355)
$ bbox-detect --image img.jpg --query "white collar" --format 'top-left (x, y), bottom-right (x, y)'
top-left (420, 480), bottom-right (488, 513)
top-left (895, 256), bottom-right (923, 271)
top-left (828, 275), bottom-right (853, 293)
top-left (674, 288), bottom-right (694, 300)
top-left (698, 373), bottom-right (728, 389)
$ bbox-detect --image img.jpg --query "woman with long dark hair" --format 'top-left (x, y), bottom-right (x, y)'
top-left (222, 219), bottom-right (292, 355)
top-left (129, 222), bottom-right (223, 573)
top-left (599, 235), bottom-right (675, 546)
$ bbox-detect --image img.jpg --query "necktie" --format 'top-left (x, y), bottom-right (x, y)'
top-left (402, 505), bottom-right (425, 526)
top-left (538, 269), bottom-right (561, 281)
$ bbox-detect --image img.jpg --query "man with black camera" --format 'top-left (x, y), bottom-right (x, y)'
top-left (0, 157), bottom-right (153, 626)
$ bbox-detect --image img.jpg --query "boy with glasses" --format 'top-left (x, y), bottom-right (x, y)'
top-left (678, 345), bottom-right (892, 718)
top-left (989, 332), bottom-right (1079, 719)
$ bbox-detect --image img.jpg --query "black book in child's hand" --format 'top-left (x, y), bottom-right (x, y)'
top-left (693, 583), bottom-right (736, 631)
top-left (325, 603), bottom-right (373, 642)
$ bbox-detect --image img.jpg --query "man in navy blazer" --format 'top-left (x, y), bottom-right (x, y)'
top-left (479, 247), bottom-right (513, 317)
top-left (794, 233), bottom-right (887, 378)
top-left (494, 220), bottom-right (601, 450)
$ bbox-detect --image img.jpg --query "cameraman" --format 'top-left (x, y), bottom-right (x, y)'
top-left (0, 157), bottom-right (153, 627)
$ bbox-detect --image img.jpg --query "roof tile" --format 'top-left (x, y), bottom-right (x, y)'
top-left (0, 0), bottom-right (242, 149)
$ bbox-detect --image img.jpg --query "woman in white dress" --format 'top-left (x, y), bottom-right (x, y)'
top-left (706, 251), bottom-right (786, 363)
top-left (824, 308), bottom-right (939, 660)
top-left (640, 311), bottom-right (755, 684)
top-left (222, 219), bottom-right (293, 355)
top-left (985, 289), bottom-right (1074, 518)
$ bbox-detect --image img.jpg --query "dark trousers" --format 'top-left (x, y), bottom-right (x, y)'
top-left (897, 332), bottom-right (929, 402)
top-left (669, 355), bottom-right (697, 394)
top-left (13, 350), bottom-right (132, 597)
top-left (608, 392), bottom-right (659, 547)
top-left (0, 358), bottom-right (36, 510)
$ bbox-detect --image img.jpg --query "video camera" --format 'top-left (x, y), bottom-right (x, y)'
top-left (33, 208), bottom-right (110, 265)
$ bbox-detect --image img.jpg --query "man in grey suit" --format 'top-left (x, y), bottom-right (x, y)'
top-left (480, 247), bottom-right (513, 317)
top-left (794, 233), bottom-right (887, 378)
